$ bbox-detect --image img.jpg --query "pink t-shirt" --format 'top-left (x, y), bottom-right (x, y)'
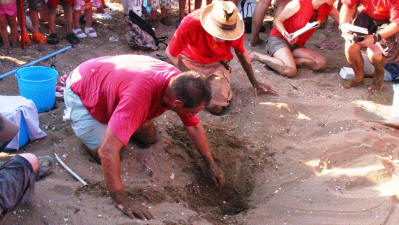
top-left (168, 9), bottom-right (246, 64)
top-left (70, 55), bottom-right (200, 145)
top-left (343, 0), bottom-right (399, 24)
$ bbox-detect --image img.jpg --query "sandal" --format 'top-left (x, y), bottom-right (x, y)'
top-left (73, 28), bottom-right (87, 39)
top-left (47, 33), bottom-right (59, 45)
top-left (20, 33), bottom-right (32, 46)
top-left (84, 27), bottom-right (97, 38)
top-left (66, 32), bottom-right (80, 44)
top-left (31, 32), bottom-right (47, 44)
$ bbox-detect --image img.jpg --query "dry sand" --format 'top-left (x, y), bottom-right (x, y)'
top-left (1, 2), bottom-right (399, 224)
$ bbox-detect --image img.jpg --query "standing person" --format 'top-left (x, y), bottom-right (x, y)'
top-left (73, 0), bottom-right (101, 38)
top-left (46, 0), bottom-right (79, 44)
top-left (0, 0), bottom-right (18, 48)
top-left (148, 0), bottom-right (171, 27)
top-left (249, 0), bottom-right (339, 77)
top-left (166, 1), bottom-right (277, 115)
top-left (339, 0), bottom-right (399, 91)
top-left (0, 114), bottom-right (54, 219)
top-left (64, 54), bottom-right (225, 220)
top-left (27, 0), bottom-right (47, 44)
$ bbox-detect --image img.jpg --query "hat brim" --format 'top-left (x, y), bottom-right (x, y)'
top-left (200, 3), bottom-right (245, 41)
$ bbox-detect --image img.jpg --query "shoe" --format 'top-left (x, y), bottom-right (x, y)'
top-left (31, 32), bottom-right (47, 44)
top-left (20, 33), bottom-right (32, 46)
top-left (35, 156), bottom-right (54, 181)
top-left (47, 33), bottom-right (59, 45)
top-left (160, 17), bottom-right (172, 26)
top-left (66, 32), bottom-right (80, 44)
top-left (84, 27), bottom-right (97, 38)
top-left (73, 28), bottom-right (87, 39)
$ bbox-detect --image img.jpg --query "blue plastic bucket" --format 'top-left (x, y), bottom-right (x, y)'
top-left (4, 114), bottom-right (29, 151)
top-left (16, 66), bottom-right (58, 112)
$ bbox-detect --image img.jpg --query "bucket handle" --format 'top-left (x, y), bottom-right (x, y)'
top-left (50, 64), bottom-right (56, 70)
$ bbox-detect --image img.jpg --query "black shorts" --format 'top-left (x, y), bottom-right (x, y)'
top-left (353, 12), bottom-right (389, 34)
top-left (265, 35), bottom-right (299, 56)
top-left (0, 156), bottom-right (35, 219)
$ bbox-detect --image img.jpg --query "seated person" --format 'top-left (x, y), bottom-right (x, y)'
top-left (0, 114), bottom-right (53, 220)
top-left (249, 0), bottom-right (339, 78)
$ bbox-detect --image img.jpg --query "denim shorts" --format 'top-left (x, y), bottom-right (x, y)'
top-left (64, 74), bottom-right (106, 151)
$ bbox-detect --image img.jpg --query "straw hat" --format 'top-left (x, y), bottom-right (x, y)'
top-left (0, 0), bottom-right (13, 6)
top-left (200, 1), bottom-right (244, 41)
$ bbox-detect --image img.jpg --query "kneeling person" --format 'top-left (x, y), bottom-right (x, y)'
top-left (64, 55), bottom-right (224, 220)
top-left (250, 0), bottom-right (339, 78)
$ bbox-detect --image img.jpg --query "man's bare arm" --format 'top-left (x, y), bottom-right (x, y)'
top-left (185, 123), bottom-right (225, 189)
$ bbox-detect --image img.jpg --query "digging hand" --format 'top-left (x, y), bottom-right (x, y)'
top-left (111, 190), bottom-right (153, 220)
top-left (255, 82), bottom-right (278, 96)
top-left (209, 163), bottom-right (225, 190)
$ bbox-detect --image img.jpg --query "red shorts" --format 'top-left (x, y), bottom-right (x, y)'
top-left (47, 0), bottom-right (74, 8)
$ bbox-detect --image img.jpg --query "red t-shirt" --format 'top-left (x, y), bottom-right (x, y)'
top-left (70, 55), bottom-right (200, 146)
top-left (168, 9), bottom-right (246, 64)
top-left (270, 0), bottom-right (332, 47)
top-left (343, 0), bottom-right (399, 24)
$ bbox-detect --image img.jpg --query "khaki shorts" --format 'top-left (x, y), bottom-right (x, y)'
top-left (178, 55), bottom-right (232, 107)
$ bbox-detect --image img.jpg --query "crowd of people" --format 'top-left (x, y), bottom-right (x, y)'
top-left (1, 0), bottom-right (399, 221)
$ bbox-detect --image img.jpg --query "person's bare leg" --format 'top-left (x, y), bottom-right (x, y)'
top-left (342, 40), bottom-right (364, 88)
top-left (7, 16), bottom-right (18, 47)
top-left (73, 10), bottom-right (81, 29)
top-left (249, 47), bottom-right (297, 77)
top-left (85, 9), bottom-right (93, 28)
top-left (63, 2), bottom-right (74, 33)
top-left (0, 16), bottom-right (10, 48)
top-left (367, 45), bottom-right (386, 92)
top-left (292, 47), bottom-right (327, 71)
top-left (250, 0), bottom-right (271, 46)
top-left (194, 0), bottom-right (201, 9)
top-left (179, 0), bottom-right (186, 18)
top-left (29, 11), bottom-right (40, 33)
top-left (48, 7), bottom-right (57, 34)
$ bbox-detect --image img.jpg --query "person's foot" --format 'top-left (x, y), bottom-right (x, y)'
top-left (84, 27), bottom-right (97, 38)
top-left (66, 32), bottom-right (80, 44)
top-left (368, 79), bottom-right (384, 92)
top-left (31, 32), bottom-right (47, 44)
top-left (47, 33), bottom-right (59, 45)
top-left (340, 79), bottom-right (364, 89)
top-left (35, 156), bottom-right (54, 181)
top-left (248, 51), bottom-right (258, 62)
top-left (73, 28), bottom-right (87, 39)
top-left (160, 17), bottom-right (172, 26)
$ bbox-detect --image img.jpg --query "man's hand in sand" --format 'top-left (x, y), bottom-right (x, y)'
top-left (111, 190), bottom-right (153, 220)
top-left (255, 82), bottom-right (278, 95)
top-left (209, 162), bottom-right (225, 190)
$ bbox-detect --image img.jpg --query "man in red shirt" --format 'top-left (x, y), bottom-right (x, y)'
top-left (340, 0), bottom-right (399, 91)
top-left (249, 0), bottom-right (338, 78)
top-left (166, 1), bottom-right (277, 115)
top-left (64, 55), bottom-right (224, 220)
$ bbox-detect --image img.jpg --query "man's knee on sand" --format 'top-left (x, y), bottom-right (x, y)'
top-left (282, 66), bottom-right (297, 78)
top-left (367, 46), bottom-right (384, 64)
top-left (132, 121), bottom-right (158, 145)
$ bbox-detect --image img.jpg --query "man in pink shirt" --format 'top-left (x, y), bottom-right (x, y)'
top-left (64, 54), bottom-right (224, 220)
top-left (340, 0), bottom-right (399, 91)
top-left (166, 1), bottom-right (277, 115)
